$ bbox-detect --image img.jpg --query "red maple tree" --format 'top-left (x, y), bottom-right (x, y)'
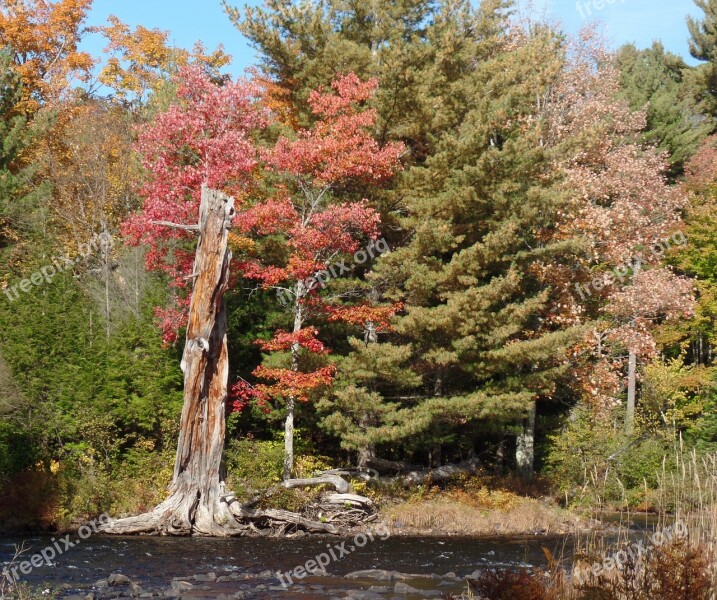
top-left (231, 73), bottom-right (404, 478)
top-left (126, 67), bottom-right (403, 479)
top-left (123, 65), bottom-right (268, 342)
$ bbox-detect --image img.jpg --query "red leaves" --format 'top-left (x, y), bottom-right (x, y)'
top-left (128, 68), bottom-right (401, 409)
top-left (266, 73), bottom-right (404, 185)
top-left (123, 65), bottom-right (267, 262)
top-left (308, 73), bottom-right (378, 117)
top-left (229, 329), bottom-right (335, 413)
top-left (256, 327), bottom-right (328, 354)
top-left (606, 268), bottom-right (695, 323)
top-left (236, 75), bottom-right (402, 410)
top-left (685, 136), bottom-right (717, 191)
top-left (326, 302), bottom-right (404, 332)
top-left (228, 379), bottom-right (270, 414)
top-left (252, 365), bottom-right (336, 403)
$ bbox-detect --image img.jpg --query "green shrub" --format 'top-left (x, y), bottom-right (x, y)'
top-left (545, 404), bottom-right (677, 509)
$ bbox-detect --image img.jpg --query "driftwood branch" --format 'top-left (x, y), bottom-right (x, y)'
top-left (283, 475), bottom-right (351, 494)
top-left (150, 220), bottom-right (200, 232)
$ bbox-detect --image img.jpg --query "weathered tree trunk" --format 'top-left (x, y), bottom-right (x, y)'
top-left (357, 413), bottom-right (376, 469)
top-left (101, 187), bottom-right (371, 536)
top-left (516, 400), bottom-right (536, 481)
top-left (102, 185), bottom-right (241, 535)
top-left (101, 220), bottom-right (111, 340)
top-left (357, 307), bottom-right (378, 469)
top-left (401, 456), bottom-right (481, 486)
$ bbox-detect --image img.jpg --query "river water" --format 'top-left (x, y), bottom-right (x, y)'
top-left (0, 515), bottom-right (658, 597)
top-left (0, 534), bottom-right (573, 592)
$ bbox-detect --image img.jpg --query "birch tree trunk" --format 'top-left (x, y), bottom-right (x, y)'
top-left (516, 400), bottom-right (536, 481)
top-left (284, 281), bottom-right (305, 481)
top-left (625, 351), bottom-right (637, 434)
top-left (625, 258), bottom-right (641, 435)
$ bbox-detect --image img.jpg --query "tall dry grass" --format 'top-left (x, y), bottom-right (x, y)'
top-left (452, 446), bottom-right (717, 600)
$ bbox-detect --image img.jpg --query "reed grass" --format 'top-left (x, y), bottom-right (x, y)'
top-left (452, 444), bottom-right (717, 600)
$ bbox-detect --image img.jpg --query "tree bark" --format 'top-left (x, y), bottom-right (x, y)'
top-left (625, 258), bottom-right (641, 435)
top-left (100, 187), bottom-right (370, 536)
top-left (516, 400), bottom-right (536, 481)
top-left (102, 185), bottom-right (241, 535)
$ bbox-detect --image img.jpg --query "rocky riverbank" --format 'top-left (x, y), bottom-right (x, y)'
top-left (57, 568), bottom-right (472, 599)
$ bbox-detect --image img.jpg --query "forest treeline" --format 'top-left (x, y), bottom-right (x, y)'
top-left (1, 0), bottom-right (717, 528)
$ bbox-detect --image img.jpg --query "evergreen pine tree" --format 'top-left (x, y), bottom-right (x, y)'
top-left (617, 42), bottom-right (712, 176)
top-left (687, 0), bottom-right (717, 115)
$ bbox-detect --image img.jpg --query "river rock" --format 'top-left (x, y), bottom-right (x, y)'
top-left (108, 574), bottom-right (132, 586)
top-left (466, 569), bottom-right (482, 579)
top-left (368, 585), bottom-right (391, 593)
top-left (394, 581), bottom-right (421, 594)
top-left (194, 572), bottom-right (216, 582)
top-left (345, 569), bottom-right (402, 581)
top-left (170, 580), bottom-right (193, 592)
top-left (345, 591), bottom-right (385, 600)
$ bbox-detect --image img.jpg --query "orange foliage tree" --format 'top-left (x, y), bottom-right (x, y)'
top-left (0, 0), bottom-right (94, 114)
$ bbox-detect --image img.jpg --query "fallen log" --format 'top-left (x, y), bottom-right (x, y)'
top-left (401, 456), bottom-right (481, 485)
top-left (366, 457), bottom-right (424, 473)
top-left (242, 474), bottom-right (352, 510)
top-left (322, 493), bottom-right (376, 508)
top-left (284, 475), bottom-right (350, 494)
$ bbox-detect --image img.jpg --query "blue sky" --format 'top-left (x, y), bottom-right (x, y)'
top-left (80, 0), bottom-right (703, 76)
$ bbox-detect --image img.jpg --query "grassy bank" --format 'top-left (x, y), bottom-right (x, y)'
top-left (376, 475), bottom-right (587, 537)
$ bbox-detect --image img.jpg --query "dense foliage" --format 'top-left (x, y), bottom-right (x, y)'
top-left (1, 0), bottom-right (717, 527)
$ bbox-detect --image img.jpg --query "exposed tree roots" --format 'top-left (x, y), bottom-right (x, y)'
top-left (100, 476), bottom-right (376, 537)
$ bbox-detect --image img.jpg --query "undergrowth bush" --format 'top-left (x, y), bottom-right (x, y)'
top-left (224, 433), bottom-right (334, 510)
top-left (545, 405), bottom-right (678, 509)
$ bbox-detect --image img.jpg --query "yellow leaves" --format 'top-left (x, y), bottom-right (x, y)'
top-left (255, 75), bottom-right (300, 130)
top-left (189, 41), bottom-right (231, 72)
top-left (640, 357), bottom-right (711, 432)
top-left (0, 0), bottom-right (95, 114)
top-left (228, 233), bottom-right (257, 255)
top-left (97, 16), bottom-right (231, 102)
top-left (34, 100), bottom-right (139, 255)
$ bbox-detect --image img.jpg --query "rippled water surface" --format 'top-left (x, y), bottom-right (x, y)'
top-left (0, 533), bottom-right (575, 589)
